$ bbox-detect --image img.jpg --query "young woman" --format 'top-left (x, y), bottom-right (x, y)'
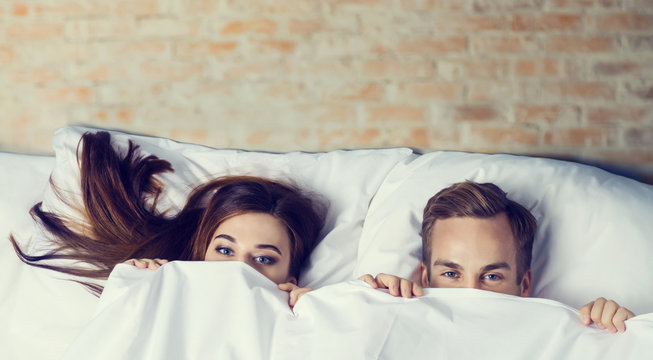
top-left (11, 131), bottom-right (325, 306)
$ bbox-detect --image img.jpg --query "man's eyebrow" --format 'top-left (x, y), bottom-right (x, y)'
top-left (481, 262), bottom-right (511, 272)
top-left (214, 234), bottom-right (282, 256)
top-left (433, 259), bottom-right (462, 269)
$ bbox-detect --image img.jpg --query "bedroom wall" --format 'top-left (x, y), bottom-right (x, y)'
top-left (0, 0), bottom-right (652, 182)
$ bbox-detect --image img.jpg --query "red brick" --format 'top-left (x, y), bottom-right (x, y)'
top-left (625, 127), bottom-right (653, 147)
top-left (36, 87), bottom-right (94, 104)
top-left (593, 60), bottom-right (653, 76)
top-left (626, 36), bottom-right (653, 52)
top-left (0, 45), bottom-right (15, 62)
top-left (396, 82), bottom-right (463, 102)
top-left (258, 82), bottom-right (311, 102)
top-left (294, 105), bottom-right (358, 125)
top-left (318, 128), bottom-right (382, 149)
top-left (361, 59), bottom-right (434, 79)
top-left (366, 105), bottom-right (426, 123)
top-left (140, 62), bottom-right (204, 81)
top-left (328, 83), bottom-right (385, 102)
top-left (545, 36), bottom-right (614, 53)
top-left (113, 0), bottom-right (158, 15)
top-left (34, 2), bottom-right (94, 16)
top-left (7, 23), bottom-right (64, 41)
top-left (624, 81), bottom-right (653, 100)
top-left (434, 15), bottom-right (507, 33)
top-left (171, 129), bottom-right (210, 144)
top-left (288, 19), bottom-right (323, 34)
top-left (587, 107), bottom-right (651, 124)
top-left (329, 0), bottom-right (384, 8)
top-left (67, 19), bottom-right (134, 40)
top-left (515, 104), bottom-right (580, 124)
top-left (401, 0), bottom-right (468, 11)
top-left (438, 59), bottom-right (509, 80)
top-left (312, 35), bottom-right (385, 58)
top-left (542, 82), bottom-right (616, 100)
top-left (176, 0), bottom-right (219, 13)
top-left (544, 128), bottom-right (617, 147)
top-left (473, 0), bottom-right (545, 11)
top-left (470, 126), bottom-right (539, 146)
top-left (69, 64), bottom-right (128, 82)
top-left (220, 19), bottom-right (277, 35)
top-left (468, 82), bottom-right (517, 102)
top-left (219, 61), bottom-right (289, 81)
top-left (175, 42), bottom-right (239, 59)
top-left (398, 37), bottom-right (467, 55)
top-left (254, 39), bottom-right (296, 54)
top-left (514, 59), bottom-right (562, 77)
top-left (549, 0), bottom-right (620, 8)
top-left (592, 13), bottom-right (653, 31)
top-left (384, 127), bottom-right (432, 148)
top-left (89, 108), bottom-right (134, 125)
top-left (512, 13), bottom-right (581, 31)
top-left (224, 0), bottom-right (317, 14)
top-left (93, 41), bottom-right (168, 60)
top-left (453, 105), bottom-right (502, 122)
top-left (12, 66), bottom-right (62, 83)
top-left (471, 35), bottom-right (538, 53)
top-left (13, 4), bottom-right (29, 16)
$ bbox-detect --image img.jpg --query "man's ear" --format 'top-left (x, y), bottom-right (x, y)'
top-left (420, 262), bottom-right (430, 288)
top-left (520, 269), bottom-right (532, 297)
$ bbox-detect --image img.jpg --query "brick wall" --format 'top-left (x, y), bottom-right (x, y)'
top-left (1, 0), bottom-right (652, 182)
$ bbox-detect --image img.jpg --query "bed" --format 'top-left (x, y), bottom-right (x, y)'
top-left (2, 126), bottom-right (652, 359)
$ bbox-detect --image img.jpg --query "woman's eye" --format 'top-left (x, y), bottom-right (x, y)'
top-left (442, 271), bottom-right (457, 278)
top-left (216, 247), bottom-right (233, 256)
top-left (254, 256), bottom-right (275, 265)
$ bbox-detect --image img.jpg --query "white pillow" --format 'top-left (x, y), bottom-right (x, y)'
top-left (39, 125), bottom-right (414, 287)
top-left (355, 151), bottom-right (653, 315)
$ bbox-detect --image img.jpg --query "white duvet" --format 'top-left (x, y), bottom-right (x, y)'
top-left (62, 262), bottom-right (653, 360)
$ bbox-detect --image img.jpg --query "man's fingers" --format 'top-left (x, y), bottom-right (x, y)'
top-left (579, 302), bottom-right (593, 325)
top-left (358, 274), bottom-right (378, 289)
top-left (412, 282), bottom-right (424, 297)
top-left (400, 279), bottom-right (413, 298)
top-left (600, 300), bottom-right (619, 333)
top-left (613, 307), bottom-right (635, 333)
top-left (377, 274), bottom-right (399, 296)
top-left (590, 297), bottom-right (607, 329)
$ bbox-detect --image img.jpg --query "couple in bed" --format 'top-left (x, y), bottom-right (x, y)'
top-left (11, 131), bottom-right (634, 334)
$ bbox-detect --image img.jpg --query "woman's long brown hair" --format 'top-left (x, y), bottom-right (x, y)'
top-left (10, 131), bottom-right (324, 295)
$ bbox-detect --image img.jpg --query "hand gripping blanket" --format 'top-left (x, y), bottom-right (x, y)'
top-left (62, 262), bottom-right (653, 360)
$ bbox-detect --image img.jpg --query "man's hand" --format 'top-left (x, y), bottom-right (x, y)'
top-left (358, 273), bottom-right (424, 298)
top-left (278, 282), bottom-right (312, 308)
top-left (579, 297), bottom-right (635, 333)
top-left (122, 258), bottom-right (168, 270)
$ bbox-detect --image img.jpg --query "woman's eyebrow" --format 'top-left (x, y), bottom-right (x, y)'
top-left (214, 234), bottom-right (236, 242)
top-left (214, 234), bottom-right (283, 256)
top-left (257, 244), bottom-right (282, 256)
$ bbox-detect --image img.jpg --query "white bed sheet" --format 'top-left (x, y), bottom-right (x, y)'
top-left (62, 262), bottom-right (653, 360)
top-left (3, 127), bottom-right (653, 359)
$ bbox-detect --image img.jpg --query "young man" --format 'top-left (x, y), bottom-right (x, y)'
top-left (360, 181), bottom-right (635, 333)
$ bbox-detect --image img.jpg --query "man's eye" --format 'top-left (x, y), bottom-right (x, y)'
top-left (484, 274), bottom-right (501, 281)
top-left (216, 247), bottom-right (233, 256)
top-left (442, 271), bottom-right (457, 278)
top-left (254, 256), bottom-right (275, 265)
